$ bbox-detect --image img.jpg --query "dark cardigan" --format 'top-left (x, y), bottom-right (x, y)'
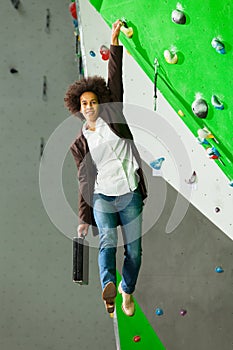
top-left (70, 45), bottom-right (147, 227)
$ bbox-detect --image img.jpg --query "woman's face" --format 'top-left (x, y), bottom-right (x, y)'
top-left (80, 91), bottom-right (99, 124)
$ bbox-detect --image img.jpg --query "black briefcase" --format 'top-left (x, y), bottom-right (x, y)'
top-left (72, 237), bottom-right (89, 285)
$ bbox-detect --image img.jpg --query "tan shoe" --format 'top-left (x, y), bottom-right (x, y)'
top-left (118, 282), bottom-right (135, 317)
top-left (102, 282), bottom-right (117, 314)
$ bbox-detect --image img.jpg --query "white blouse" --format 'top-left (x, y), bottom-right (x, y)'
top-left (83, 117), bottom-right (139, 196)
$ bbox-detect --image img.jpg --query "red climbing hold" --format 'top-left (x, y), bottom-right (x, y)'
top-left (133, 335), bottom-right (141, 343)
top-left (69, 2), bottom-right (77, 19)
top-left (100, 45), bottom-right (110, 60)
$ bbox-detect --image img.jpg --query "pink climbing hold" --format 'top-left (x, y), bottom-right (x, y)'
top-left (180, 309), bottom-right (187, 316)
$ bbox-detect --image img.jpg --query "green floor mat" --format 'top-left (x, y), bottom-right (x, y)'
top-left (116, 273), bottom-right (166, 350)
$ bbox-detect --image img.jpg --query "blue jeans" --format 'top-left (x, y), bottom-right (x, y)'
top-left (93, 188), bottom-right (143, 295)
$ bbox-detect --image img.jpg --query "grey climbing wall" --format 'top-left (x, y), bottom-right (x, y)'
top-left (117, 166), bottom-right (233, 350)
top-left (0, 1), bottom-right (116, 349)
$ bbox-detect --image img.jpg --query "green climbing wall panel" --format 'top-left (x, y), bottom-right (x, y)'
top-left (89, 0), bottom-right (233, 181)
top-left (116, 272), bottom-right (166, 350)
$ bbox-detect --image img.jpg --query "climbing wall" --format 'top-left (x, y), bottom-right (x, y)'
top-left (89, 0), bottom-right (233, 182)
top-left (6, 1), bottom-right (233, 350)
top-left (76, 1), bottom-right (233, 349)
top-left (73, 0), bottom-right (233, 240)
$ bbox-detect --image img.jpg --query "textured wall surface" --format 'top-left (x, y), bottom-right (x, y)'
top-left (0, 1), bottom-right (116, 349)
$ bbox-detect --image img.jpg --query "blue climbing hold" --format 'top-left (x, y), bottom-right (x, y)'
top-left (229, 181), bottom-right (233, 187)
top-left (89, 50), bottom-right (96, 57)
top-left (72, 19), bottom-right (78, 28)
top-left (196, 137), bottom-right (210, 145)
top-left (211, 38), bottom-right (226, 54)
top-left (215, 266), bottom-right (224, 273)
top-left (155, 308), bottom-right (164, 316)
top-left (207, 146), bottom-right (221, 158)
top-left (211, 147), bottom-right (221, 157)
top-left (150, 157), bottom-right (165, 170)
top-left (211, 95), bottom-right (224, 110)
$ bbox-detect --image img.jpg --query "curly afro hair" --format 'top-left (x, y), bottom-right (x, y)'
top-left (64, 75), bottom-right (111, 118)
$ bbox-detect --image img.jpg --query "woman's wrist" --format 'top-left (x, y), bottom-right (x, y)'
top-left (111, 37), bottom-right (119, 46)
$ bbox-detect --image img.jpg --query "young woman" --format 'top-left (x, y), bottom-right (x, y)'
top-left (64, 20), bottom-right (147, 316)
